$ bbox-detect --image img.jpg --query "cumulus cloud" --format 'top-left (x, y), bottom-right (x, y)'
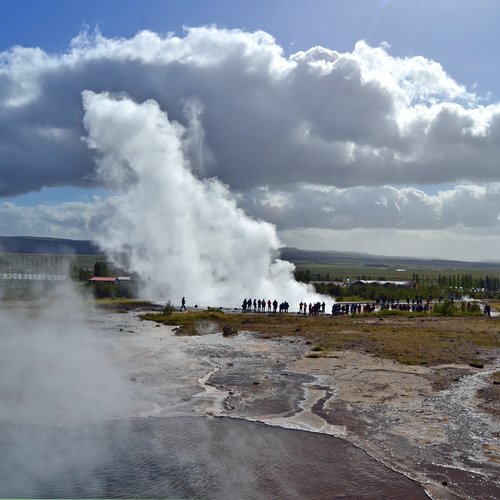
top-left (240, 183), bottom-right (500, 230)
top-left (1, 26), bottom-right (500, 197)
top-left (0, 198), bottom-right (112, 238)
top-left (2, 26), bottom-right (500, 261)
top-left (3, 181), bottom-right (500, 242)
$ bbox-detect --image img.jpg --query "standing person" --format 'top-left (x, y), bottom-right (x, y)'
top-left (180, 297), bottom-right (187, 311)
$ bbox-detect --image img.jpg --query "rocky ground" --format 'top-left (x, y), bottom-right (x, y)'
top-left (138, 310), bottom-right (500, 499)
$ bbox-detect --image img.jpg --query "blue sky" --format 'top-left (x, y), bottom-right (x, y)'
top-left (1, 1), bottom-right (500, 260)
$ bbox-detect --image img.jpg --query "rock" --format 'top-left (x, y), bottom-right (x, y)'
top-left (469, 362), bottom-right (484, 369)
top-left (222, 324), bottom-right (238, 336)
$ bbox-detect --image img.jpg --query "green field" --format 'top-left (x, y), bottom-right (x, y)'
top-left (293, 261), bottom-right (500, 283)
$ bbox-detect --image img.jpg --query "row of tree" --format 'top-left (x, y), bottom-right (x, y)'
top-left (295, 269), bottom-right (500, 292)
top-left (303, 277), bottom-right (500, 301)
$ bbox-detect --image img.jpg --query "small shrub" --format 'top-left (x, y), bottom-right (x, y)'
top-left (222, 325), bottom-right (238, 336)
top-left (432, 300), bottom-right (457, 316)
top-left (207, 307), bottom-right (225, 313)
top-left (432, 300), bottom-right (481, 316)
top-left (163, 301), bottom-right (175, 314)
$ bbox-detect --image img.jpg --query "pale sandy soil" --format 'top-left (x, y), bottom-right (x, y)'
top-left (257, 349), bottom-right (500, 500)
top-left (94, 312), bottom-right (500, 499)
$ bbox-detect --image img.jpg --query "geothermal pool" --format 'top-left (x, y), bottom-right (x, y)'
top-left (0, 306), bottom-right (498, 499)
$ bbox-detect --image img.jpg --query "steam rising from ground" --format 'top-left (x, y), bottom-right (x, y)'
top-left (0, 284), bottom-right (132, 496)
top-left (0, 285), bottom-right (130, 425)
top-left (83, 91), bottom-right (321, 307)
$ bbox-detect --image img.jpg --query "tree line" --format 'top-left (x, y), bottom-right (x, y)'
top-left (295, 269), bottom-right (500, 300)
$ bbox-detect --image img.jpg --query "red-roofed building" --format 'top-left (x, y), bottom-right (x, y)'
top-left (88, 276), bottom-right (118, 283)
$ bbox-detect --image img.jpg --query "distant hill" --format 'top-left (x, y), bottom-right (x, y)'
top-left (0, 236), bottom-right (101, 255)
top-left (1, 237), bottom-right (499, 270)
top-left (279, 247), bottom-right (500, 271)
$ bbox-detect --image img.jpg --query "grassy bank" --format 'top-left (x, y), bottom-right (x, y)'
top-left (94, 298), bottom-right (154, 310)
top-left (140, 310), bottom-right (500, 367)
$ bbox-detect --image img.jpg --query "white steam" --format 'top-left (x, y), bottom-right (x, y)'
top-left (0, 284), bottom-right (131, 425)
top-left (83, 91), bottom-right (321, 307)
top-left (0, 284), bottom-right (133, 496)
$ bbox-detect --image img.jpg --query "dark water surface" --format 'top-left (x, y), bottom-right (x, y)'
top-left (0, 416), bottom-right (429, 499)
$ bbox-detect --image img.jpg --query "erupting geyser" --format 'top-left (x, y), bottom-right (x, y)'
top-left (83, 91), bottom-right (322, 307)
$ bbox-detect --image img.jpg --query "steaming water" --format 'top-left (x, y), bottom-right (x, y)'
top-left (0, 418), bottom-right (428, 499)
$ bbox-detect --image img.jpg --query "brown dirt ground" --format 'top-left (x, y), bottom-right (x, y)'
top-left (141, 311), bottom-right (500, 413)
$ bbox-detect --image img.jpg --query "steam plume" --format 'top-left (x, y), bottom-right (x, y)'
top-left (0, 284), bottom-right (132, 496)
top-left (82, 91), bottom-right (322, 307)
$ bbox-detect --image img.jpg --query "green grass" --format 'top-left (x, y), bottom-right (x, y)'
top-left (337, 295), bottom-right (367, 302)
top-left (94, 298), bottom-right (153, 310)
top-left (139, 310), bottom-right (500, 367)
top-left (140, 309), bottom-right (226, 325)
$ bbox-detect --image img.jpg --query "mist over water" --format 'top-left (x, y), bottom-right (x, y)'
top-left (83, 91), bottom-right (322, 307)
top-left (0, 285), bottom-right (133, 496)
top-left (0, 286), bottom-right (131, 425)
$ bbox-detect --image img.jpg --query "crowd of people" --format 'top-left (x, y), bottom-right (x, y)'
top-left (180, 295), bottom-right (492, 316)
top-left (240, 298), bottom-right (373, 315)
top-left (241, 298), bottom-right (290, 313)
top-left (331, 303), bottom-right (375, 315)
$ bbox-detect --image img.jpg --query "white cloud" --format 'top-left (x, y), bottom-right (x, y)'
top-left (0, 198), bottom-right (111, 239)
top-left (239, 183), bottom-right (500, 231)
top-left (1, 26), bottom-right (500, 196)
top-left (2, 180), bottom-right (500, 261)
top-left (1, 26), bottom-right (500, 261)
